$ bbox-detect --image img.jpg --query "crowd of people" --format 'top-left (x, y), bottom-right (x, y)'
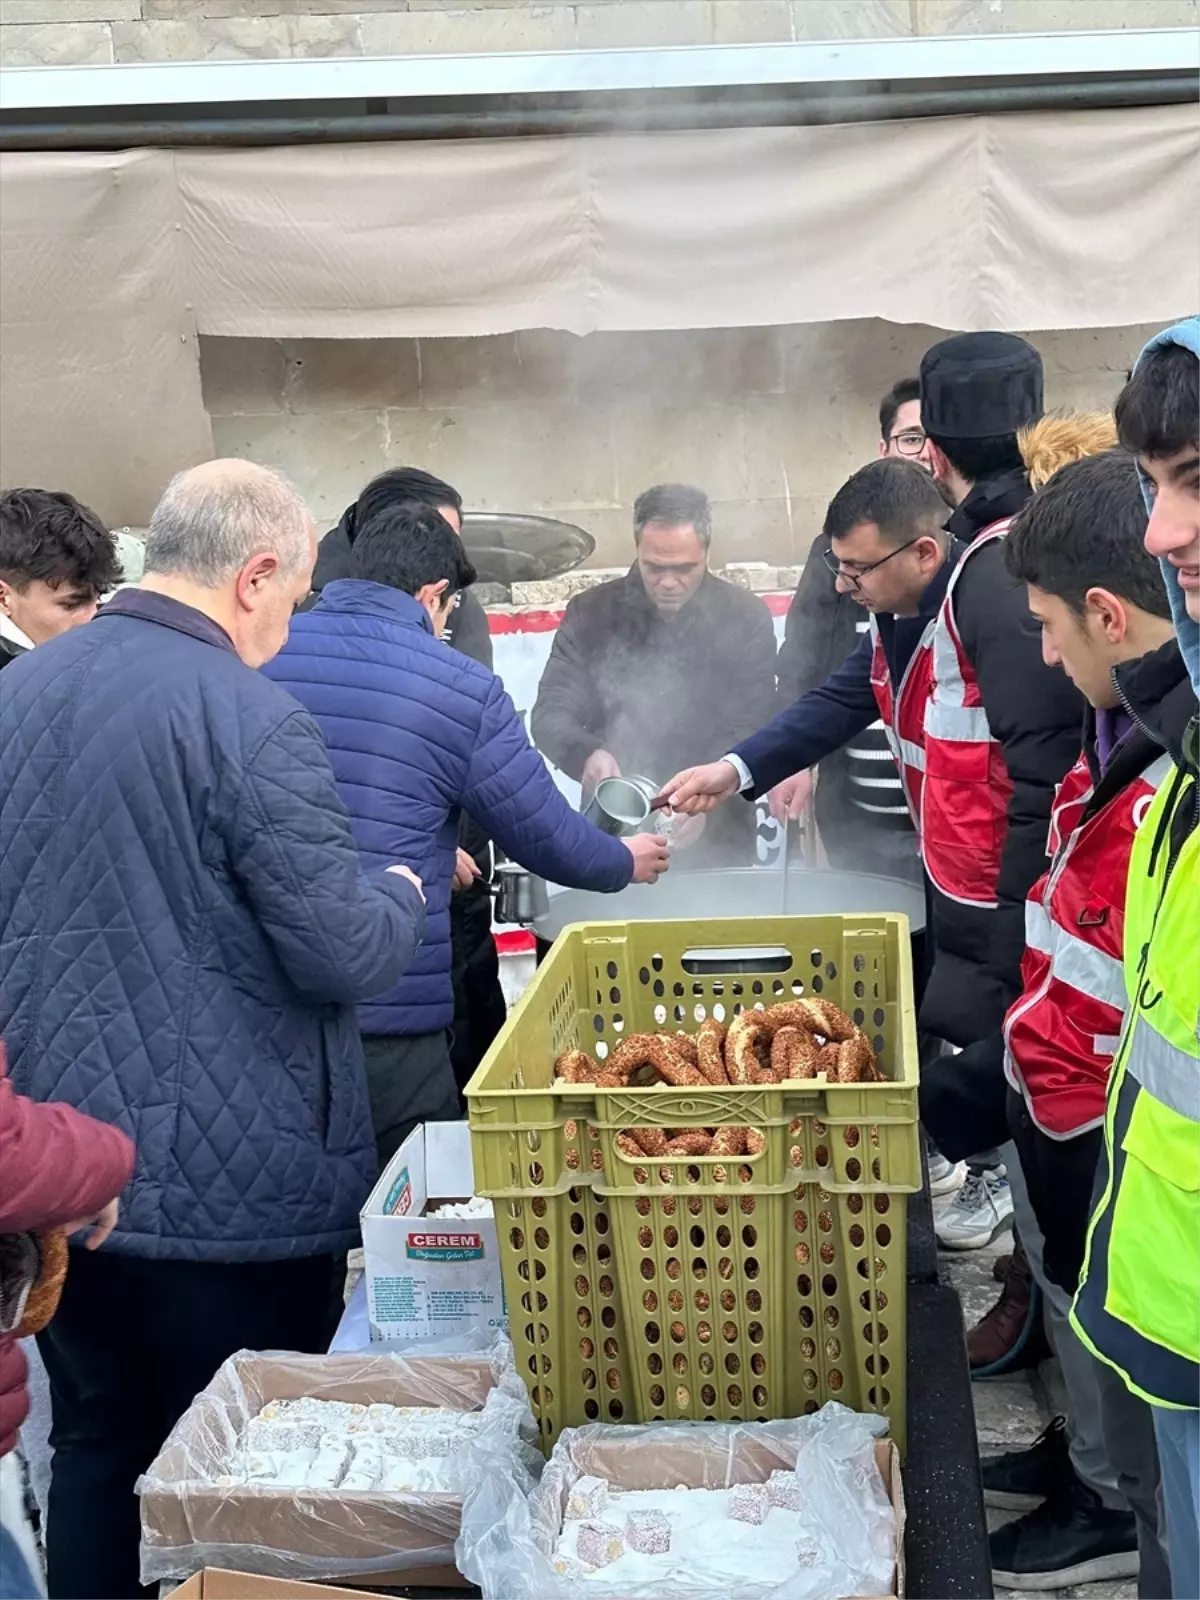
top-left (665, 319), bottom-right (1199, 1596)
top-left (0, 317), bottom-right (1195, 1600)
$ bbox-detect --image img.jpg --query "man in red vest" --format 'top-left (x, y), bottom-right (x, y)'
top-left (664, 334), bottom-right (1082, 1044)
top-left (922, 448), bottom-right (1189, 1592)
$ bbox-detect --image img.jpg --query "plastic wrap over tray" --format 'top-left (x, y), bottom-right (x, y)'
top-left (139, 1340), bottom-right (539, 1584)
top-left (457, 1402), bottom-right (900, 1600)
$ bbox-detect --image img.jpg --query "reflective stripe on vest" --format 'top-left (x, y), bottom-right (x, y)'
top-left (926, 607), bottom-right (993, 743)
top-left (1130, 1017), bottom-right (1200, 1123)
top-left (1070, 765), bottom-right (1200, 1407)
top-left (896, 738), bottom-right (925, 771)
top-left (1023, 900), bottom-right (1127, 1013)
top-left (920, 523), bottom-right (1015, 907)
top-left (1004, 751), bottom-right (1172, 1139)
top-left (867, 613), bottom-right (935, 826)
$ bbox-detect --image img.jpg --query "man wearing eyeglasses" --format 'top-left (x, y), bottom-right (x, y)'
top-left (879, 376), bottom-right (936, 468)
top-left (665, 334), bottom-right (1083, 1065)
top-left (775, 379), bottom-right (932, 885)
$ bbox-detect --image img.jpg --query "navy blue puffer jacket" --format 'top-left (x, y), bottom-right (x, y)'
top-left (264, 581), bottom-right (634, 1036)
top-left (0, 594), bottom-right (426, 1263)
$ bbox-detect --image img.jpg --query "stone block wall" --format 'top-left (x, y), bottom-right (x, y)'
top-left (2, 0), bottom-right (1195, 68)
top-left (202, 319), bottom-right (1157, 567)
top-left (4, 0), bottom-right (1187, 561)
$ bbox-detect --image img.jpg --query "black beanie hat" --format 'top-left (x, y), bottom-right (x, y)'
top-left (920, 332), bottom-right (1044, 440)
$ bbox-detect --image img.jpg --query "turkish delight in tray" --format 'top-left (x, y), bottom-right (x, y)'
top-left (139, 1347), bottom-right (535, 1587)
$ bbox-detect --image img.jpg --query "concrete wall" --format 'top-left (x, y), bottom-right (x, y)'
top-left (2, 0), bottom-right (1196, 67)
top-left (203, 320), bottom-right (1158, 567)
top-left (6, 1), bottom-right (1186, 561)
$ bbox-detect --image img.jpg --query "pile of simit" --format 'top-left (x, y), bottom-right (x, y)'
top-left (554, 1001), bottom-right (880, 1160)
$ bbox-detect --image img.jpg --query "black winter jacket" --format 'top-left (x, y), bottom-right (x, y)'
top-left (531, 567), bottom-right (778, 864)
top-left (0, 636), bottom-right (27, 673)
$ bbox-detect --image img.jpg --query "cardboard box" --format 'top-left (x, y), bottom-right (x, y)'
top-left (166, 1569), bottom-right (381, 1598)
top-left (140, 1351), bottom-right (494, 1588)
top-left (361, 1123), bottom-right (504, 1345)
top-left (528, 1429), bottom-right (904, 1600)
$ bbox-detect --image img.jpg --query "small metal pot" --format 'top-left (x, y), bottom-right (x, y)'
top-left (492, 861), bottom-right (550, 926)
top-left (582, 774), bottom-right (659, 837)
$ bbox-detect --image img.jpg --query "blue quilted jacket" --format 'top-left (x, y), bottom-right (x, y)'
top-left (0, 593), bottom-right (427, 1263)
top-left (264, 581), bottom-right (634, 1035)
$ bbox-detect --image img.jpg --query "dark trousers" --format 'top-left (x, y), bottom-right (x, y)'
top-left (1006, 1088), bottom-right (1102, 1293)
top-left (918, 1028), bottom-right (1011, 1164)
top-left (449, 889), bottom-right (507, 1097)
top-left (36, 1247), bottom-right (337, 1600)
top-left (361, 1029), bottom-right (461, 1172)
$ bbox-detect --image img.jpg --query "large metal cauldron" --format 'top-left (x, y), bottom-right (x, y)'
top-left (532, 865), bottom-right (925, 945)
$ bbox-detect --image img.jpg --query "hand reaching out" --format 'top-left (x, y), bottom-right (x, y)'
top-left (625, 833), bottom-right (670, 884)
top-left (662, 760), bottom-right (741, 815)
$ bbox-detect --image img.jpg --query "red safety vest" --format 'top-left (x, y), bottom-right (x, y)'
top-left (868, 616), bottom-right (934, 828)
top-left (1003, 747), bottom-right (1174, 1137)
top-left (868, 522), bottom-right (1014, 905)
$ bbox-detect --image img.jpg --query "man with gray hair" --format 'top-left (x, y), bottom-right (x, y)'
top-left (0, 459), bottom-right (427, 1600)
top-left (531, 482), bottom-right (777, 866)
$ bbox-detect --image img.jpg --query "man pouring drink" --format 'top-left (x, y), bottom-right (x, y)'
top-left (531, 483), bottom-right (778, 867)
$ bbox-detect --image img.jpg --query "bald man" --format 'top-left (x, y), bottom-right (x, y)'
top-left (0, 461), bottom-right (428, 1600)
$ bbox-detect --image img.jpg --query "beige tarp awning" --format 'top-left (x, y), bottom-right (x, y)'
top-left (0, 151), bottom-right (213, 527)
top-left (176, 105), bottom-right (1199, 338)
top-left (1, 103), bottom-right (1196, 520)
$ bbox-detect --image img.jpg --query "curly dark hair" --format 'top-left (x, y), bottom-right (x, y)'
top-left (1005, 449), bottom-right (1169, 620)
top-left (0, 488), bottom-right (122, 596)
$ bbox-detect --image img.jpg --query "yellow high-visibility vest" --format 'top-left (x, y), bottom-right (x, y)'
top-left (1071, 749), bottom-right (1200, 1409)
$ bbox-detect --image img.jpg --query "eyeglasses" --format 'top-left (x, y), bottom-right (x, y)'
top-left (888, 429), bottom-right (927, 456)
top-left (821, 537), bottom-right (920, 591)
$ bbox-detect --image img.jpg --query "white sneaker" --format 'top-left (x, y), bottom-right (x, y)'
top-left (935, 1167), bottom-right (1014, 1250)
top-left (928, 1150), bottom-right (968, 1197)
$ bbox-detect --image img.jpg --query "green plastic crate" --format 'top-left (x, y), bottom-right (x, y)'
top-left (466, 913), bottom-right (920, 1453)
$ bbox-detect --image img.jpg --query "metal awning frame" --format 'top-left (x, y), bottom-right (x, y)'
top-left (0, 27), bottom-right (1196, 147)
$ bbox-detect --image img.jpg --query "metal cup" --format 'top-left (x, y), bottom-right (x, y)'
top-left (583, 775), bottom-right (656, 837)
